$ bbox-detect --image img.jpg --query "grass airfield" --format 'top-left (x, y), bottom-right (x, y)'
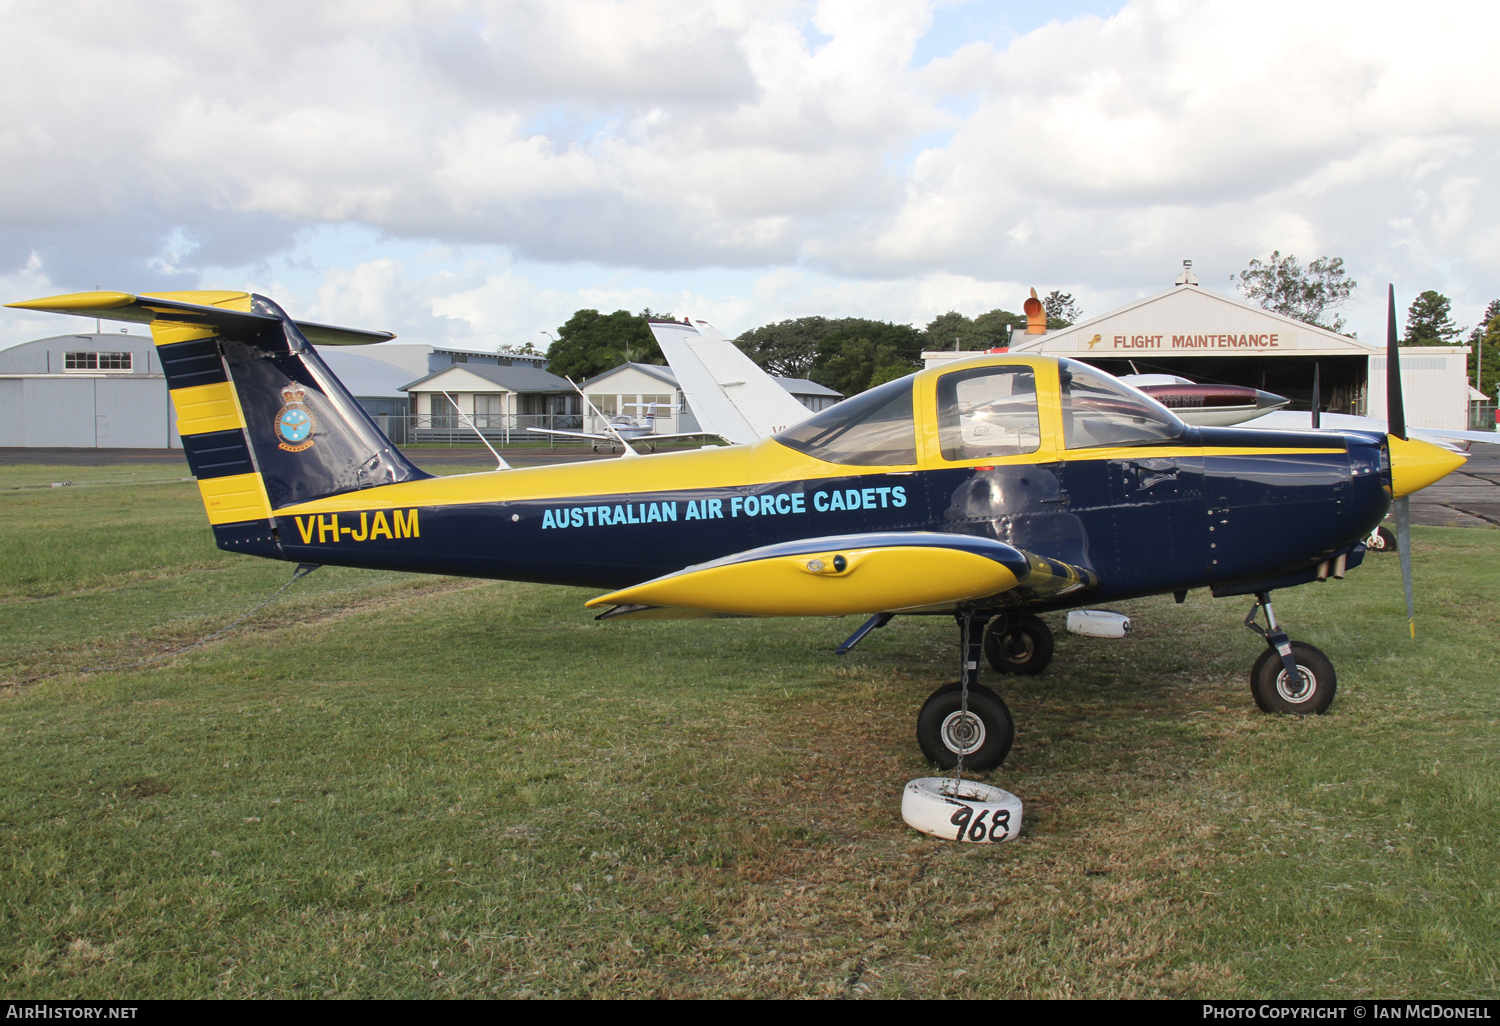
top-left (1, 462), bottom-right (1497, 999)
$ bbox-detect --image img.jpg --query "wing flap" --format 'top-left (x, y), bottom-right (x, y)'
top-left (586, 532), bottom-right (1037, 618)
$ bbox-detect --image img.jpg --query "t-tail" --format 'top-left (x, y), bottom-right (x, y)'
top-left (5, 290), bottom-right (430, 558)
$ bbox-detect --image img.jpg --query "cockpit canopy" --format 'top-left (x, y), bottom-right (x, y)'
top-left (1057, 359), bottom-right (1184, 449)
top-left (772, 356), bottom-right (1185, 467)
top-left (773, 375), bottom-right (917, 466)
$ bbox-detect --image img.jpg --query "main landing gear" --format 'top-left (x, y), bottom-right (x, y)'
top-left (915, 611), bottom-right (1017, 771)
top-left (1244, 592), bottom-right (1337, 715)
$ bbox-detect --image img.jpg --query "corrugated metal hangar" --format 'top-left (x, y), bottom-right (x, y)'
top-left (1003, 271), bottom-right (1473, 430)
top-left (0, 333), bottom-right (179, 447)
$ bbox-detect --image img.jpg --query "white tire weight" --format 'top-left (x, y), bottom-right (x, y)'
top-left (901, 777), bottom-right (1022, 843)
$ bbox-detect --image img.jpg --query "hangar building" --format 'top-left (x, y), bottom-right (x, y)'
top-left (0, 333), bottom-right (422, 448)
top-left (997, 269), bottom-right (1474, 430)
top-left (0, 333), bottom-right (178, 448)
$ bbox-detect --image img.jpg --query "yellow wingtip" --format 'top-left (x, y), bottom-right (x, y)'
top-left (5, 290), bottom-right (137, 311)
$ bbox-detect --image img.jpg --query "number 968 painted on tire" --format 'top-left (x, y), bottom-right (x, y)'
top-left (901, 778), bottom-right (1023, 843)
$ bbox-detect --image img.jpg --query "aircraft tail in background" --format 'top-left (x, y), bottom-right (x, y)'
top-left (647, 319), bottom-right (813, 444)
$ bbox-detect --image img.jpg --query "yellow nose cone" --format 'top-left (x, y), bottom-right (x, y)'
top-left (1389, 435), bottom-right (1466, 497)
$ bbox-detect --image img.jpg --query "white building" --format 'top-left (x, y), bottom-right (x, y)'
top-left (401, 363), bottom-right (579, 441)
top-left (576, 363), bottom-right (843, 436)
top-left (0, 333), bottom-right (179, 448)
top-left (938, 273), bottom-right (1474, 431)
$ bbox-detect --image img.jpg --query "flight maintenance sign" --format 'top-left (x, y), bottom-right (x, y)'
top-left (1078, 330), bottom-right (1299, 351)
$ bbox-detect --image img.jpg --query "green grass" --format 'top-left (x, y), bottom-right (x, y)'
top-left (1, 464), bottom-right (1497, 997)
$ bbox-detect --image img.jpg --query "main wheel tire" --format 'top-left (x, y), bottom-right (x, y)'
top-left (1369, 526), bottom-right (1397, 552)
top-left (916, 681), bottom-right (1015, 770)
top-left (983, 615), bottom-right (1054, 676)
top-left (1250, 642), bottom-right (1337, 715)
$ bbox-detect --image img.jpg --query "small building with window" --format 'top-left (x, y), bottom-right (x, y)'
top-left (401, 363), bottom-right (579, 441)
top-left (0, 333), bottom-right (178, 447)
top-left (577, 363), bottom-right (844, 436)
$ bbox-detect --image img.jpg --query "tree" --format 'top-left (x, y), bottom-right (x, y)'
top-left (818, 338), bottom-right (911, 396)
top-left (736, 316), bottom-right (830, 377)
top-left (1043, 291), bottom-right (1081, 327)
top-left (543, 309), bottom-right (664, 381)
top-left (919, 309), bottom-right (1024, 352)
top-left (1236, 251), bottom-right (1356, 333)
top-left (974, 308), bottom-right (1026, 344)
top-left (738, 316), bottom-right (924, 391)
top-left (1404, 290), bottom-right (1462, 346)
top-left (1468, 299), bottom-right (1500, 400)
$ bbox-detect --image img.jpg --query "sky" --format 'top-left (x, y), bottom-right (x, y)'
top-left (3, 0), bottom-right (1498, 352)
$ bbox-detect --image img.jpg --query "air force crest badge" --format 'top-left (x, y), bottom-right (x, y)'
top-left (275, 384), bottom-right (315, 452)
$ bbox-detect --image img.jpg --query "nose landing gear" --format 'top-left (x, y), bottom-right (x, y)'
top-left (983, 613), bottom-right (1055, 675)
top-left (915, 612), bottom-right (1016, 770)
top-left (1244, 592), bottom-right (1337, 714)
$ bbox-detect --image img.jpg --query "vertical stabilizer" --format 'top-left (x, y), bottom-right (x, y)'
top-left (648, 320), bottom-right (812, 444)
top-left (157, 295), bottom-right (429, 556)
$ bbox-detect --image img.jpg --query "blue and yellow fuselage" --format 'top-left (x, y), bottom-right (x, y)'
top-left (5, 290), bottom-right (1461, 620)
top-left (219, 356), bottom-right (1397, 613)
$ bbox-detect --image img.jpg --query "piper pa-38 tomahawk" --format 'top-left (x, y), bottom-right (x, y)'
top-left (7, 288), bottom-right (1465, 772)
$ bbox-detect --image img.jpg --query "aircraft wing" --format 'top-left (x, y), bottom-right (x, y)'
top-left (528, 427), bottom-right (718, 444)
top-left (527, 427), bottom-right (614, 442)
top-left (648, 319), bottom-right (814, 444)
top-left (586, 532), bottom-right (1097, 620)
top-left (1245, 410), bottom-right (1500, 451)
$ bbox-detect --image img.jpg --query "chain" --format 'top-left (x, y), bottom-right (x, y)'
top-left (5, 563), bottom-right (320, 689)
top-left (955, 610), bottom-right (969, 787)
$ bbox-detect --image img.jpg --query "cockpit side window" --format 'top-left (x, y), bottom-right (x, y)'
top-left (773, 375), bottom-right (916, 466)
top-left (937, 366), bottom-right (1041, 461)
top-left (1060, 359), bottom-right (1185, 449)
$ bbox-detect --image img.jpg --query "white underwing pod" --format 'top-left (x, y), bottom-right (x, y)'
top-left (1066, 609), bottom-right (1131, 638)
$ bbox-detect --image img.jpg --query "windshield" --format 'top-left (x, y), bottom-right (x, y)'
top-left (774, 375), bottom-right (917, 466)
top-left (936, 365), bottom-right (1041, 460)
top-left (1060, 359), bottom-right (1185, 449)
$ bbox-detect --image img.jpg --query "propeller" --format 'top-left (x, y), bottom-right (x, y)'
top-left (1387, 284), bottom-right (1416, 640)
top-left (1311, 361), bottom-right (1321, 429)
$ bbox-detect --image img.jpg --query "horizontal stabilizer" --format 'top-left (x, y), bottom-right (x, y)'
top-left (5, 291), bottom-right (395, 346)
top-left (586, 532), bottom-right (1084, 618)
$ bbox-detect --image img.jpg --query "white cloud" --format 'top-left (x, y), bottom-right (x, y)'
top-left (1, 0), bottom-right (1499, 347)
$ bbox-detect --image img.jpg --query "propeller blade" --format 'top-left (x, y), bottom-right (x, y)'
top-left (1311, 361), bottom-right (1321, 429)
top-left (1387, 284), bottom-right (1406, 440)
top-left (1395, 495), bottom-right (1415, 639)
top-left (1388, 285), bottom-right (1414, 639)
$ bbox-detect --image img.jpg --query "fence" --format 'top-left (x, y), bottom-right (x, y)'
top-left (1469, 404), bottom-right (1497, 431)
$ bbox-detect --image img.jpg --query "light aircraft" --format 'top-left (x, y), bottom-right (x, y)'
top-left (531, 394), bottom-right (707, 453)
top-left (1117, 374), bottom-right (1290, 427)
top-left (6, 288), bottom-right (1466, 772)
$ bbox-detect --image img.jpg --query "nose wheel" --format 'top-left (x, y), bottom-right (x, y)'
top-left (1245, 592), bottom-right (1337, 714)
top-left (983, 614), bottom-right (1054, 675)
